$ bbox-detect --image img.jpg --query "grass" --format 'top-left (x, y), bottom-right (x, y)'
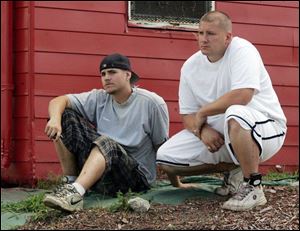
top-left (263, 170), bottom-right (299, 181)
top-left (1, 193), bottom-right (51, 221)
top-left (1, 173), bottom-right (62, 222)
top-left (36, 172), bottom-right (61, 190)
top-left (2, 171), bottom-right (298, 222)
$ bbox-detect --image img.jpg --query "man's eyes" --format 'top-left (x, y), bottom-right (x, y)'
top-left (101, 70), bottom-right (117, 76)
top-left (198, 31), bottom-right (216, 35)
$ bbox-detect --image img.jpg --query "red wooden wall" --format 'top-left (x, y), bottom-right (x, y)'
top-left (6, 1), bottom-right (299, 184)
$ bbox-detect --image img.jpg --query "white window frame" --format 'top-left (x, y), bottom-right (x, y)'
top-left (128, 1), bottom-right (215, 30)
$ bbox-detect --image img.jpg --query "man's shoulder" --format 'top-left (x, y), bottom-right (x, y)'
top-left (183, 50), bottom-right (202, 66)
top-left (230, 37), bottom-right (256, 51)
top-left (227, 37), bottom-right (260, 61)
top-left (135, 88), bottom-right (166, 106)
top-left (88, 88), bottom-right (109, 99)
top-left (70, 88), bottom-right (106, 96)
top-left (179, 50), bottom-right (203, 80)
top-left (181, 50), bottom-right (203, 73)
top-left (91, 88), bottom-right (106, 94)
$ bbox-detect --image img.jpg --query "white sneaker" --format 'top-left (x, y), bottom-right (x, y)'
top-left (215, 167), bottom-right (243, 196)
top-left (222, 182), bottom-right (267, 211)
top-left (51, 176), bottom-right (70, 194)
top-left (44, 184), bottom-right (83, 212)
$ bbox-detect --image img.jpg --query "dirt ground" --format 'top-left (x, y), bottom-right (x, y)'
top-left (18, 185), bottom-right (298, 230)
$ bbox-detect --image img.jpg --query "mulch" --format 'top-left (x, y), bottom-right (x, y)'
top-left (18, 185), bottom-right (298, 230)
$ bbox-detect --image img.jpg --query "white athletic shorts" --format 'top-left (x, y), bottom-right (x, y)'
top-left (157, 105), bottom-right (286, 166)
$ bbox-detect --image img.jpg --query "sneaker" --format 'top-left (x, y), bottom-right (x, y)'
top-left (215, 167), bottom-right (243, 196)
top-left (43, 184), bottom-right (83, 212)
top-left (51, 176), bottom-right (70, 194)
top-left (222, 182), bottom-right (267, 211)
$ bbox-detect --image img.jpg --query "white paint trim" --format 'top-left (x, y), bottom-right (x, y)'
top-left (128, 1), bottom-right (215, 31)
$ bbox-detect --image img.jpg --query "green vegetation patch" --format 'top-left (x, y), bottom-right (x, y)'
top-left (1, 193), bottom-right (51, 221)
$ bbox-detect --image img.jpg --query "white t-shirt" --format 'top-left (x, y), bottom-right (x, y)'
top-left (179, 36), bottom-right (287, 130)
top-left (67, 87), bottom-right (169, 185)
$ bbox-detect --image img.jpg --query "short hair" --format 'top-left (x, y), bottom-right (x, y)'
top-left (199, 11), bottom-right (232, 32)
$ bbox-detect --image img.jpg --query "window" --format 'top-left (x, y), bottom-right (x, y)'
top-left (128, 1), bottom-right (214, 30)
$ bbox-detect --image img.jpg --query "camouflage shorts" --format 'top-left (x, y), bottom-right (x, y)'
top-left (60, 108), bottom-right (150, 196)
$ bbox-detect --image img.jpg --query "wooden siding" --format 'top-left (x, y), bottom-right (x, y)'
top-left (215, 1), bottom-right (299, 171)
top-left (12, 2), bottom-right (34, 183)
top-left (11, 1), bottom-right (298, 182)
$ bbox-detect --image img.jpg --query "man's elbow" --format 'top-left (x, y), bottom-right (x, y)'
top-left (237, 88), bottom-right (255, 105)
top-left (240, 96), bottom-right (252, 105)
top-left (49, 95), bottom-right (70, 108)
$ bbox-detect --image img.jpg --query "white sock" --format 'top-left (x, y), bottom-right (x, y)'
top-left (66, 175), bottom-right (77, 183)
top-left (72, 182), bottom-right (86, 196)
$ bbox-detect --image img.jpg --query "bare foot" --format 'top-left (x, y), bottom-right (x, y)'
top-left (177, 182), bottom-right (200, 189)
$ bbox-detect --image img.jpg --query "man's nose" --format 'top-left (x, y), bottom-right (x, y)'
top-left (201, 33), bottom-right (209, 42)
top-left (103, 74), bottom-right (111, 80)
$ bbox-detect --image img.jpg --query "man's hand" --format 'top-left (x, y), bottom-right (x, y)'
top-left (200, 125), bottom-right (224, 153)
top-left (45, 118), bottom-right (62, 142)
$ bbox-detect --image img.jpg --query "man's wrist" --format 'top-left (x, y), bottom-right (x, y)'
top-left (194, 123), bottom-right (207, 139)
top-left (192, 126), bottom-right (203, 139)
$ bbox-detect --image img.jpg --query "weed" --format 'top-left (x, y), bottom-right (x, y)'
top-left (1, 193), bottom-right (52, 221)
top-left (108, 190), bottom-right (140, 213)
top-left (36, 172), bottom-right (62, 190)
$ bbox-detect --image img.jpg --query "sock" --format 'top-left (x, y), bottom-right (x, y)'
top-left (65, 175), bottom-right (77, 183)
top-left (249, 173), bottom-right (262, 187)
top-left (72, 182), bottom-right (86, 196)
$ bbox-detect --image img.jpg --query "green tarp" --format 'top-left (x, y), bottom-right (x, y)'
top-left (1, 175), bottom-right (298, 230)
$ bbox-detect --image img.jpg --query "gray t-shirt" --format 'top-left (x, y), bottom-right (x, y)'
top-left (67, 87), bottom-right (169, 185)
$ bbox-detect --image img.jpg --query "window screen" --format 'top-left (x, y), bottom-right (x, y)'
top-left (129, 1), bottom-right (212, 26)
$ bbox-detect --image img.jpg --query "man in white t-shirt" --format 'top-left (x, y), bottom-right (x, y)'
top-left (43, 53), bottom-right (169, 212)
top-left (157, 11), bottom-right (286, 211)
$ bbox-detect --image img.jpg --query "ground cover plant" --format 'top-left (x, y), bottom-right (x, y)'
top-left (3, 171), bottom-right (298, 230)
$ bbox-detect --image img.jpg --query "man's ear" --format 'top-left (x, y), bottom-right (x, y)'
top-left (126, 71), bottom-right (132, 81)
top-left (225, 32), bottom-right (232, 45)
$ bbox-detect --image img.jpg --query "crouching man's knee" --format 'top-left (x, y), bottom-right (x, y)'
top-left (228, 118), bottom-right (243, 135)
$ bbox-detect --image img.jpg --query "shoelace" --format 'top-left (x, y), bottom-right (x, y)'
top-left (56, 185), bottom-right (77, 198)
top-left (53, 183), bottom-right (67, 194)
top-left (52, 177), bottom-right (70, 194)
top-left (232, 183), bottom-right (254, 201)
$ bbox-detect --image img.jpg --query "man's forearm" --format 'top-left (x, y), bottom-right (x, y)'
top-left (182, 114), bottom-right (207, 138)
top-left (48, 95), bottom-right (70, 120)
top-left (182, 114), bottom-right (197, 132)
top-left (198, 88), bottom-right (255, 117)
